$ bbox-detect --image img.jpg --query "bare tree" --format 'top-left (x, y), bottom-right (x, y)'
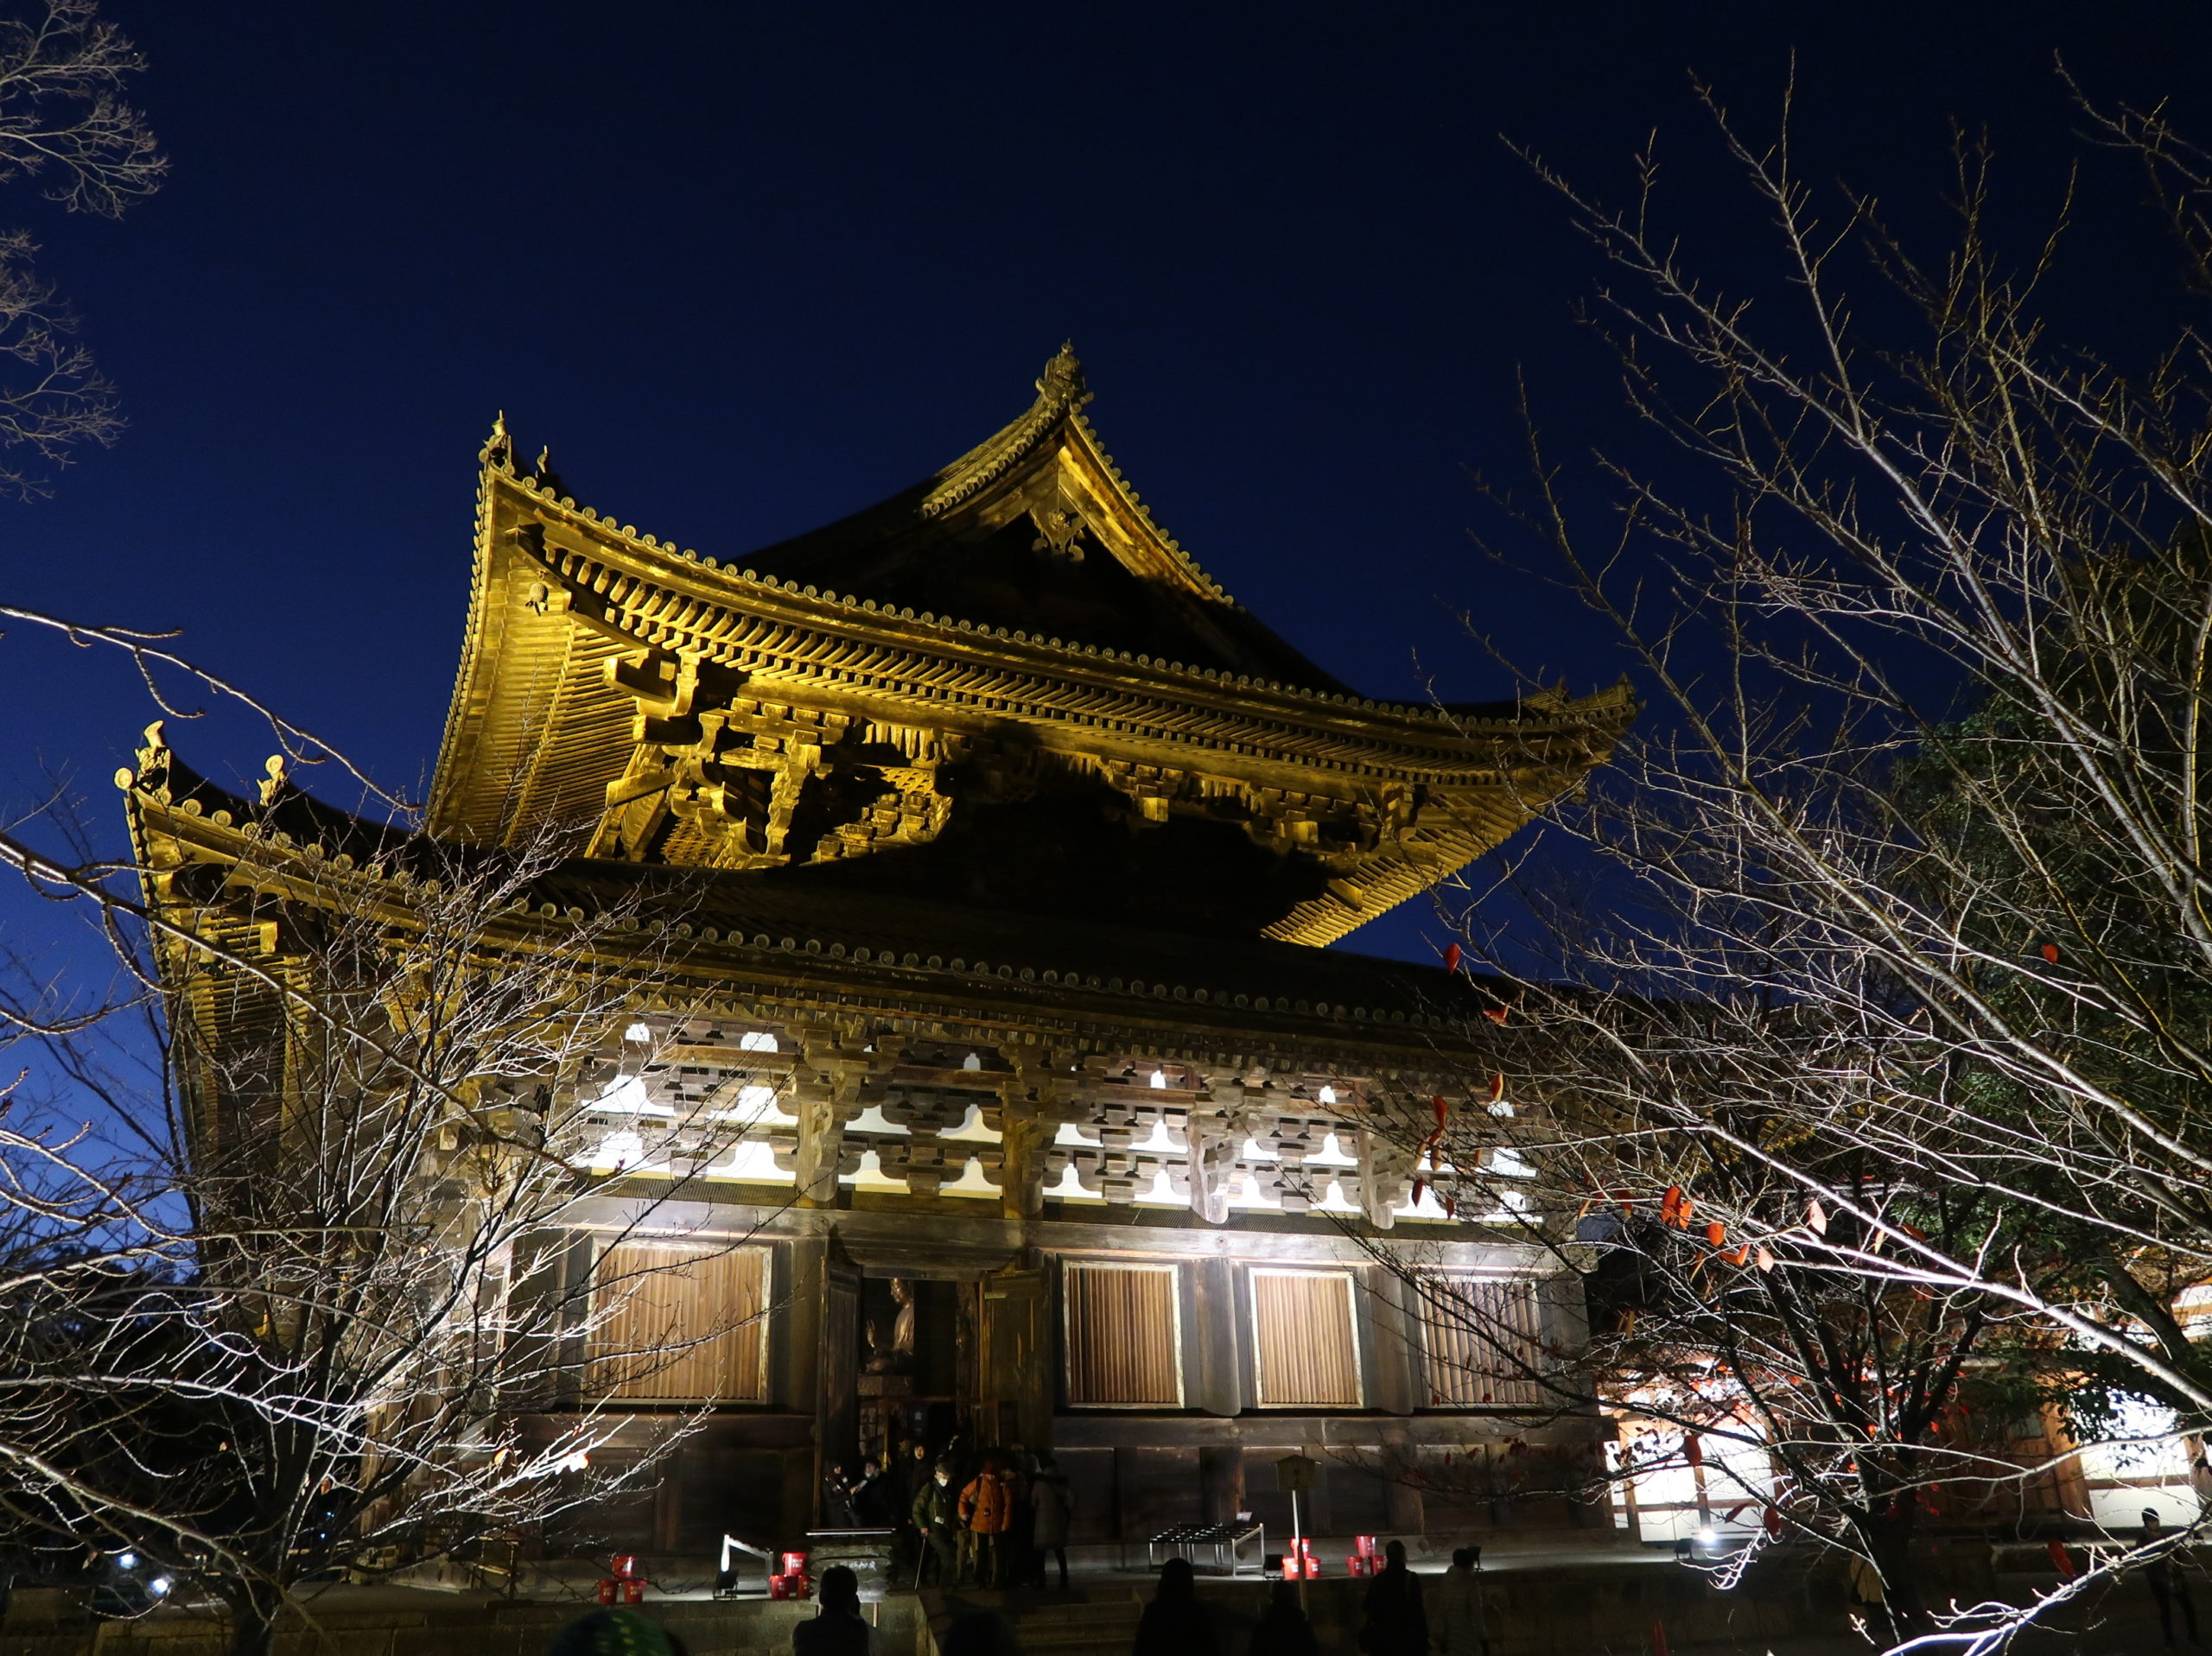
top-left (1339, 75), bottom-right (2212, 1652)
top-left (0, 724), bottom-right (781, 1656)
top-left (0, 0), bottom-right (162, 498)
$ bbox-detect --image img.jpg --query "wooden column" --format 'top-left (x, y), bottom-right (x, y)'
top-left (1189, 1256), bottom-right (1243, 1416)
top-left (1199, 1445), bottom-right (1247, 1523)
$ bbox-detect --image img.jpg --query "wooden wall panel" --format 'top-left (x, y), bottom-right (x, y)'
top-left (1416, 1275), bottom-right (1544, 1408)
top-left (1251, 1270), bottom-right (1362, 1407)
top-left (1063, 1262), bottom-right (1183, 1407)
top-left (591, 1242), bottom-right (769, 1403)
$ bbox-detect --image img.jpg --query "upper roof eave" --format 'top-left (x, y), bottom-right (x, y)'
top-left (464, 459), bottom-right (1636, 749)
top-left (127, 755), bottom-right (1522, 1067)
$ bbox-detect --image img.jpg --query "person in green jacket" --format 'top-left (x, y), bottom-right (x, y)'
top-left (911, 1462), bottom-right (960, 1586)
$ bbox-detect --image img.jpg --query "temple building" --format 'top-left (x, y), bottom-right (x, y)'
top-left (124, 348), bottom-right (1632, 1557)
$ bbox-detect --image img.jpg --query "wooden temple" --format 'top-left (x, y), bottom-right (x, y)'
top-left (125, 347), bottom-right (1633, 1557)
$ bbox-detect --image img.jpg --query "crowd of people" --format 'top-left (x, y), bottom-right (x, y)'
top-left (821, 1438), bottom-right (1497, 1656)
top-left (1131, 1542), bottom-right (1486, 1656)
top-left (542, 1537), bottom-right (1493, 1656)
top-left (823, 1437), bottom-right (1075, 1590)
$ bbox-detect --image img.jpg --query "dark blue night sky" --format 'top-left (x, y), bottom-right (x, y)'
top-left (5, 1), bottom-right (2209, 966)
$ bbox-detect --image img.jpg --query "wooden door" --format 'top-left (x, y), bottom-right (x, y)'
top-left (981, 1266), bottom-right (1052, 1450)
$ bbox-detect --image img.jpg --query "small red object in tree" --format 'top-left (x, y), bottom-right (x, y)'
top-left (1706, 1221), bottom-right (1727, 1247)
top-left (1484, 1006), bottom-right (1508, 1025)
top-left (1442, 942), bottom-right (1462, 972)
top-left (2041, 942), bottom-right (2060, 963)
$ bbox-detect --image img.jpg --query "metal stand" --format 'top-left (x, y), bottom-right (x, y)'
top-left (717, 1534), bottom-right (776, 1598)
top-left (1146, 1522), bottom-right (1268, 1577)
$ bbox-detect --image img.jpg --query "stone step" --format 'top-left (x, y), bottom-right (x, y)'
top-left (920, 1586), bottom-right (1146, 1656)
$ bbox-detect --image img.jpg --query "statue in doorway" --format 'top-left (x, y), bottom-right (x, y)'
top-left (865, 1277), bottom-right (918, 1374)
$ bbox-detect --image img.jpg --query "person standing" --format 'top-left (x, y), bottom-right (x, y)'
top-left (912, 1462), bottom-right (960, 1587)
top-left (1005, 1444), bottom-right (1036, 1589)
top-left (2141, 1509), bottom-right (2202, 1649)
top-left (1031, 1454), bottom-right (1075, 1589)
top-left (823, 1464), bottom-right (861, 1527)
top-left (897, 1442), bottom-right (934, 1572)
top-left (960, 1453), bottom-right (1015, 1586)
top-left (1134, 1557), bottom-right (1218, 1656)
top-left (1358, 1540), bottom-right (1427, 1656)
top-left (1427, 1547), bottom-right (1485, 1656)
top-left (850, 1456), bottom-right (894, 1528)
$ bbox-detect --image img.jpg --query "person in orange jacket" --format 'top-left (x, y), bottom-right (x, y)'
top-left (958, 1453), bottom-right (1016, 1586)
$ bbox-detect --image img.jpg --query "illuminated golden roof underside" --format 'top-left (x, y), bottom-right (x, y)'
top-left (429, 349), bottom-right (1630, 947)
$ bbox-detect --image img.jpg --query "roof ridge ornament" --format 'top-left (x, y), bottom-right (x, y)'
top-left (917, 343), bottom-right (1091, 520)
top-left (531, 444), bottom-right (566, 499)
top-left (482, 410), bottom-right (513, 473)
top-left (1036, 341), bottom-right (1090, 411)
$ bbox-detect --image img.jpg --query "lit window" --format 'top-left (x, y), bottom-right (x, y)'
top-left (739, 1031), bottom-right (779, 1053)
top-left (1318, 1085), bottom-right (1336, 1105)
top-left (624, 1022), bottom-right (652, 1044)
top-left (1063, 1262), bottom-right (1184, 1406)
top-left (1149, 1069), bottom-right (1167, 1090)
top-left (591, 1242), bottom-right (770, 1403)
top-left (1250, 1269), bottom-right (1362, 1407)
top-left (1414, 1275), bottom-right (1544, 1408)
top-left (963, 1052), bottom-right (983, 1071)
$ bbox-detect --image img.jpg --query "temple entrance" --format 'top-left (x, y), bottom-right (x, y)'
top-left (817, 1254), bottom-right (1056, 1525)
top-left (851, 1274), bottom-right (968, 1470)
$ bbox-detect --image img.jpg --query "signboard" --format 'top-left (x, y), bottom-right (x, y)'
top-left (1274, 1453), bottom-right (1319, 1494)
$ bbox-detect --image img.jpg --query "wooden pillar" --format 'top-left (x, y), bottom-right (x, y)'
top-left (1190, 1257), bottom-right (1243, 1416)
top-left (1366, 1271), bottom-right (1418, 1416)
top-left (1199, 1445), bottom-right (1246, 1523)
top-left (1387, 1476), bottom-right (1425, 1537)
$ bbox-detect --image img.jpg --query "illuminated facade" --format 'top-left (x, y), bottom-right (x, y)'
top-left (126, 349), bottom-right (1632, 1552)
